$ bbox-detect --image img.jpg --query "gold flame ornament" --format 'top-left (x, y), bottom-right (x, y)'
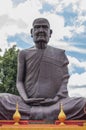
top-left (13, 102), bottom-right (21, 125)
top-left (58, 103), bottom-right (66, 126)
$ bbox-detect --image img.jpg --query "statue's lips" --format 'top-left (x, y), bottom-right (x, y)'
top-left (37, 33), bottom-right (46, 37)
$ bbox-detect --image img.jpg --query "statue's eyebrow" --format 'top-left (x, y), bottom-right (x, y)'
top-left (34, 24), bottom-right (49, 28)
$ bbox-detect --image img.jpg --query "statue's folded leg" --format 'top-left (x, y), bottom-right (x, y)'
top-left (61, 97), bottom-right (86, 120)
top-left (0, 93), bottom-right (31, 120)
top-left (0, 93), bottom-right (59, 120)
top-left (0, 94), bottom-right (86, 120)
top-left (29, 97), bottom-right (86, 120)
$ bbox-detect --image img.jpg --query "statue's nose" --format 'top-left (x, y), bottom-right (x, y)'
top-left (39, 27), bottom-right (44, 32)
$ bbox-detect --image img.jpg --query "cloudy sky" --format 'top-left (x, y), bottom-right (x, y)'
top-left (0, 0), bottom-right (86, 98)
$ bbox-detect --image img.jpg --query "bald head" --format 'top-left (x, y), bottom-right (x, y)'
top-left (31, 18), bottom-right (52, 49)
top-left (33, 18), bottom-right (50, 27)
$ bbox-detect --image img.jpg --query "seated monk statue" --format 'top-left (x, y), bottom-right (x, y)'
top-left (0, 18), bottom-right (86, 120)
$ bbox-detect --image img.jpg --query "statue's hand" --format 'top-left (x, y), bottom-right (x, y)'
top-left (40, 97), bottom-right (58, 106)
top-left (24, 98), bottom-right (45, 105)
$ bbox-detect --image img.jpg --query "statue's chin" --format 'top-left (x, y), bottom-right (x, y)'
top-left (35, 42), bottom-right (47, 49)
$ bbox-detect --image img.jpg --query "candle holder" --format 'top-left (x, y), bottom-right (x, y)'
top-left (58, 103), bottom-right (66, 126)
top-left (13, 102), bottom-right (21, 125)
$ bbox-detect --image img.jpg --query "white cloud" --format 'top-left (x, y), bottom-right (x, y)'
top-left (43, 0), bottom-right (79, 13)
top-left (68, 72), bottom-right (86, 97)
top-left (78, 0), bottom-right (86, 11)
top-left (0, 0), bottom-right (13, 16)
top-left (68, 72), bottom-right (86, 86)
top-left (72, 25), bottom-right (85, 34)
top-left (51, 0), bottom-right (86, 14)
top-left (49, 40), bottom-right (86, 55)
top-left (68, 87), bottom-right (86, 98)
top-left (9, 0), bottom-right (42, 25)
top-left (41, 0), bottom-right (59, 5)
top-left (67, 55), bottom-right (86, 73)
top-left (0, 21), bottom-right (28, 55)
top-left (12, 0), bottom-right (27, 6)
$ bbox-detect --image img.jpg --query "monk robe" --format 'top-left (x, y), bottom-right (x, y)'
top-left (0, 46), bottom-right (86, 120)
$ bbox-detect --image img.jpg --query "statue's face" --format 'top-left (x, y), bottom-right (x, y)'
top-left (31, 19), bottom-right (52, 46)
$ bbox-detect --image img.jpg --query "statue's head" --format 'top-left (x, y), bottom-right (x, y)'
top-left (31, 18), bottom-right (52, 48)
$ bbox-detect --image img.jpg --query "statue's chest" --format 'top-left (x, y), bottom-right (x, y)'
top-left (39, 56), bottom-right (63, 81)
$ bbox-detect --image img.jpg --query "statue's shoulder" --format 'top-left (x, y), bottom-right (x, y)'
top-left (19, 46), bottom-right (36, 55)
top-left (46, 46), bottom-right (67, 64)
top-left (47, 45), bottom-right (65, 55)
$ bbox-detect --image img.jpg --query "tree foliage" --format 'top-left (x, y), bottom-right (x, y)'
top-left (0, 45), bottom-right (19, 95)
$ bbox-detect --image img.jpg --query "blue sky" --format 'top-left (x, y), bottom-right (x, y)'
top-left (0, 0), bottom-right (86, 97)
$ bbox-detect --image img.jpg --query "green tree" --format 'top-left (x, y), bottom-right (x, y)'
top-left (0, 45), bottom-right (19, 95)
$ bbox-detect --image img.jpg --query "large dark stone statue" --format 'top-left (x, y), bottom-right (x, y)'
top-left (0, 18), bottom-right (86, 120)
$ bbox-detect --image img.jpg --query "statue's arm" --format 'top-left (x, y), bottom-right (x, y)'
top-left (56, 51), bottom-right (69, 99)
top-left (16, 50), bottom-right (44, 105)
top-left (48, 51), bottom-right (69, 100)
top-left (16, 50), bottom-right (28, 102)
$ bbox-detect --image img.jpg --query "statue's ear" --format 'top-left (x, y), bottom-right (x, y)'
top-left (30, 28), bottom-right (33, 37)
top-left (50, 29), bottom-right (52, 37)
